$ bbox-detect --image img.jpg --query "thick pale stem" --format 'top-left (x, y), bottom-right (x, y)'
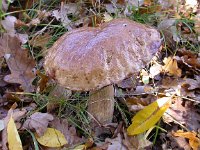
top-left (88, 85), bottom-right (114, 127)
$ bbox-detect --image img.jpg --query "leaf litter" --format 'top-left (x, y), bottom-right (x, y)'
top-left (0, 0), bottom-right (200, 149)
top-left (0, 34), bottom-right (36, 92)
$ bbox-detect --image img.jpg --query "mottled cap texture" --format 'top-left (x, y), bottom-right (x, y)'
top-left (44, 18), bottom-right (161, 91)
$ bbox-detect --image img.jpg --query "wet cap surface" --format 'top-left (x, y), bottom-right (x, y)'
top-left (44, 19), bottom-right (161, 91)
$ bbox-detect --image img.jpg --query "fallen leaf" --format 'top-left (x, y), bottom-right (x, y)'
top-left (73, 145), bottom-right (86, 150)
top-left (2, 0), bottom-right (9, 12)
top-left (127, 97), bottom-right (171, 135)
top-left (143, 0), bottom-right (152, 6)
top-left (52, 2), bottom-right (80, 31)
top-left (166, 131), bottom-right (191, 150)
top-left (183, 76), bottom-right (200, 90)
top-left (0, 34), bottom-right (36, 92)
top-left (160, 76), bottom-right (197, 99)
top-left (0, 120), bottom-right (4, 131)
top-left (194, 14), bottom-right (200, 34)
top-left (123, 132), bottom-right (152, 149)
top-left (158, 0), bottom-right (178, 9)
top-left (7, 115), bottom-right (23, 150)
top-left (105, 4), bottom-right (118, 14)
top-left (162, 57), bottom-right (182, 77)
top-left (105, 134), bottom-right (127, 150)
top-left (23, 112), bottom-right (54, 136)
top-left (50, 118), bottom-right (84, 147)
top-left (163, 98), bottom-right (200, 131)
top-left (172, 130), bottom-right (200, 150)
top-left (130, 85), bottom-right (156, 95)
top-left (141, 69), bottom-right (149, 84)
top-left (181, 55), bottom-right (200, 71)
top-left (158, 19), bottom-right (178, 46)
top-left (2, 103), bottom-right (26, 150)
top-left (36, 71), bottom-right (49, 92)
top-left (35, 128), bottom-right (67, 148)
top-left (149, 63), bottom-right (162, 77)
top-left (1, 16), bottom-right (17, 33)
top-left (103, 12), bottom-right (113, 22)
top-left (117, 74), bottom-right (137, 89)
top-left (176, 49), bottom-right (200, 72)
top-left (29, 32), bottom-right (51, 48)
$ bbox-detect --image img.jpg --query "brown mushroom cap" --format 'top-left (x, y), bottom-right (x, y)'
top-left (44, 18), bottom-right (161, 91)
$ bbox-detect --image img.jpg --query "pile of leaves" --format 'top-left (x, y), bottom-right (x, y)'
top-left (0, 0), bottom-right (200, 149)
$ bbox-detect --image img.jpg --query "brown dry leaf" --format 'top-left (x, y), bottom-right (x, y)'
top-left (29, 32), bottom-right (51, 48)
top-left (180, 55), bottom-right (200, 71)
top-left (177, 49), bottom-right (200, 72)
top-left (105, 134), bottom-right (127, 150)
top-left (52, 2), bottom-right (80, 31)
top-left (22, 112), bottom-right (54, 136)
top-left (164, 98), bottom-right (200, 131)
top-left (166, 131), bottom-right (191, 150)
top-left (172, 130), bottom-right (200, 150)
top-left (123, 132), bottom-right (152, 149)
top-left (36, 71), bottom-right (49, 92)
top-left (143, 0), bottom-right (152, 6)
top-left (0, 34), bottom-right (36, 92)
top-left (182, 76), bottom-right (200, 90)
top-left (126, 95), bottom-right (156, 112)
top-left (130, 85), bottom-right (156, 95)
top-left (117, 74), bottom-right (137, 89)
top-left (158, 19), bottom-right (179, 46)
top-left (160, 76), bottom-right (198, 99)
top-left (50, 117), bottom-right (84, 147)
top-left (162, 56), bottom-right (182, 77)
top-left (47, 85), bottom-right (72, 113)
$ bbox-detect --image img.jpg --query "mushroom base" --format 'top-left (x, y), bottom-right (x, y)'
top-left (88, 85), bottom-right (114, 128)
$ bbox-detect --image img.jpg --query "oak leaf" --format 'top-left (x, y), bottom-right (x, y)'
top-left (23, 112), bottom-right (53, 136)
top-left (0, 34), bottom-right (36, 92)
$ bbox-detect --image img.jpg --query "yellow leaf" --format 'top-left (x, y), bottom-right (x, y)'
top-left (127, 97), bottom-right (171, 135)
top-left (7, 116), bottom-right (23, 150)
top-left (73, 144), bottom-right (86, 150)
top-left (173, 130), bottom-right (200, 150)
top-left (35, 128), bottom-right (67, 148)
top-left (162, 57), bottom-right (182, 77)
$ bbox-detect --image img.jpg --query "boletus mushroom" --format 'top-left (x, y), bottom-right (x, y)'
top-left (44, 18), bottom-right (161, 130)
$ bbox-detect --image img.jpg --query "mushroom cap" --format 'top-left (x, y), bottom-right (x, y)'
top-left (44, 18), bottom-right (161, 91)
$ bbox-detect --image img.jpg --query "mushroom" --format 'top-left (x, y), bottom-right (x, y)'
top-left (44, 18), bottom-right (161, 130)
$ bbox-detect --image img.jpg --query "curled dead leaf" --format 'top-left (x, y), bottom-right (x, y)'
top-left (162, 57), bottom-right (182, 77)
top-left (172, 130), bottom-right (200, 150)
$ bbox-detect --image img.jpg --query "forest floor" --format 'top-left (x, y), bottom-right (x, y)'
top-left (0, 0), bottom-right (200, 149)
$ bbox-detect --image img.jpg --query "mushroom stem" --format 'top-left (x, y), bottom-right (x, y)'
top-left (88, 85), bottom-right (114, 127)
